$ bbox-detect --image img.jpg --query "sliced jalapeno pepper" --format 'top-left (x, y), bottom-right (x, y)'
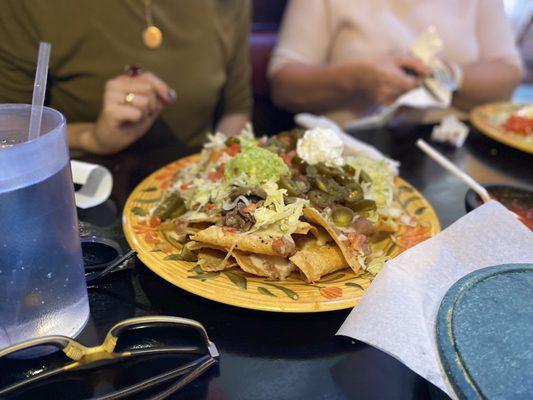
top-left (308, 190), bottom-right (333, 208)
top-left (331, 206), bottom-right (354, 227)
top-left (359, 170), bottom-right (373, 184)
top-left (225, 136), bottom-right (240, 146)
top-left (343, 183), bottom-right (364, 203)
top-left (345, 199), bottom-right (377, 212)
top-left (154, 193), bottom-right (186, 219)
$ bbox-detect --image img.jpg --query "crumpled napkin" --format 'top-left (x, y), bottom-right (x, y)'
top-left (71, 160), bottom-right (113, 209)
top-left (337, 201), bottom-right (533, 399)
top-left (431, 115), bottom-right (469, 147)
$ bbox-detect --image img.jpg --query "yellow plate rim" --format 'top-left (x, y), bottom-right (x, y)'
top-left (470, 101), bottom-right (533, 154)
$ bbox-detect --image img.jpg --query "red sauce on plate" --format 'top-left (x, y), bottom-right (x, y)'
top-left (502, 115), bottom-right (533, 137)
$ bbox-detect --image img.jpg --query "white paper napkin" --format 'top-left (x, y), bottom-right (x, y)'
top-left (337, 201), bottom-right (533, 399)
top-left (71, 160), bottom-right (113, 209)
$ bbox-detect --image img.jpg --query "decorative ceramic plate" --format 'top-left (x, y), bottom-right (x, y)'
top-left (436, 263), bottom-right (533, 399)
top-left (470, 102), bottom-right (533, 154)
top-left (123, 156), bottom-right (441, 313)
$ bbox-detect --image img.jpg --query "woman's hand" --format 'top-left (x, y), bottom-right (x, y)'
top-left (270, 54), bottom-right (428, 113)
top-left (339, 54), bottom-right (428, 105)
top-left (80, 71), bottom-right (175, 154)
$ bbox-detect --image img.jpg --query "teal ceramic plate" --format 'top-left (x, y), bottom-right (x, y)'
top-left (436, 263), bottom-right (533, 399)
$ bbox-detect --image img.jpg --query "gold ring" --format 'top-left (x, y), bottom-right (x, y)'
top-left (124, 92), bottom-right (135, 104)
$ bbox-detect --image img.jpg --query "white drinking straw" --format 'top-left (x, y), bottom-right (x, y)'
top-left (416, 139), bottom-right (491, 203)
top-left (28, 42), bottom-right (51, 141)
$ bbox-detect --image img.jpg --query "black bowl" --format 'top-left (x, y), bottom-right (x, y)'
top-left (80, 236), bottom-right (123, 271)
top-left (465, 183), bottom-right (533, 229)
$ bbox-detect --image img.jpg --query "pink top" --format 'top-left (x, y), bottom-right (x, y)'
top-left (270, 0), bottom-right (522, 74)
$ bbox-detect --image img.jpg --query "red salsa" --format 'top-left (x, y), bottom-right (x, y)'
top-left (477, 187), bottom-right (533, 230)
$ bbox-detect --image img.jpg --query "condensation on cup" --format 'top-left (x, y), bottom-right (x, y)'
top-left (0, 104), bottom-right (89, 350)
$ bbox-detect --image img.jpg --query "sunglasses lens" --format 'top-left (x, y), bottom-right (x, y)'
top-left (114, 323), bottom-right (208, 354)
top-left (0, 344), bottom-right (71, 395)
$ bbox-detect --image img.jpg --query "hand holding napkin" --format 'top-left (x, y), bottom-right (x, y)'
top-left (337, 201), bottom-right (533, 399)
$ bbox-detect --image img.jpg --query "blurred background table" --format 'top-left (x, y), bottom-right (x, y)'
top-left (74, 121), bottom-right (531, 400)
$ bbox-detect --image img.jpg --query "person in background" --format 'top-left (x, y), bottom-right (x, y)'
top-left (269, 0), bottom-right (524, 124)
top-left (0, 0), bottom-right (251, 154)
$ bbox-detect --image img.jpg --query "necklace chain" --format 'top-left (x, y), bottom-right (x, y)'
top-left (143, 0), bottom-right (154, 27)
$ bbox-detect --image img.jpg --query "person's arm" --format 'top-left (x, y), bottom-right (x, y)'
top-left (67, 72), bottom-right (174, 155)
top-left (452, 0), bottom-right (524, 111)
top-left (271, 55), bottom-right (428, 113)
top-left (215, 0), bottom-right (252, 136)
top-left (269, 0), bottom-right (426, 113)
top-left (453, 60), bottom-right (523, 111)
top-left (216, 114), bottom-right (248, 136)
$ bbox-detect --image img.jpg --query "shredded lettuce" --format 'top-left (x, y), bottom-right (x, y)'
top-left (253, 182), bottom-right (307, 235)
top-left (184, 178), bottom-right (230, 209)
top-left (345, 156), bottom-right (394, 214)
top-left (204, 132), bottom-right (228, 151)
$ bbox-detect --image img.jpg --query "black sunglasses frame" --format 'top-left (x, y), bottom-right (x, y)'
top-left (0, 316), bottom-right (219, 400)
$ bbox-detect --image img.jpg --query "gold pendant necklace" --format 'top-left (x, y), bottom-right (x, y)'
top-left (142, 0), bottom-right (163, 49)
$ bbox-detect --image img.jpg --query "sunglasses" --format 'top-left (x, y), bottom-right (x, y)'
top-left (0, 316), bottom-right (219, 400)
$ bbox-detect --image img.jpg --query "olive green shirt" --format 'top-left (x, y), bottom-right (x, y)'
top-left (0, 0), bottom-right (252, 147)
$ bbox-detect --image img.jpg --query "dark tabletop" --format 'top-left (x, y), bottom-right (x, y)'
top-left (73, 123), bottom-right (531, 400)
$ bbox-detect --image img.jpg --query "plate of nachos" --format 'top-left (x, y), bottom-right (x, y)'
top-left (123, 128), bottom-right (440, 312)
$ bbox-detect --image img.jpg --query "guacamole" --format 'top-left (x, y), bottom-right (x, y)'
top-left (225, 146), bottom-right (289, 185)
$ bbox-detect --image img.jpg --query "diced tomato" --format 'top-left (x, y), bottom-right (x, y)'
top-left (180, 183), bottom-right (191, 190)
top-left (208, 171), bottom-right (224, 182)
top-left (280, 150), bottom-right (297, 167)
top-left (502, 115), bottom-right (533, 137)
top-left (224, 226), bottom-right (237, 233)
top-left (242, 203), bottom-right (257, 213)
top-left (224, 143), bottom-right (241, 156)
top-left (347, 232), bottom-right (366, 251)
top-left (149, 215), bottom-right (161, 227)
top-left (205, 202), bottom-right (215, 210)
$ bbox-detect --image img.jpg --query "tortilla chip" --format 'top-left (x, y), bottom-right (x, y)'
top-left (197, 248), bottom-right (236, 272)
top-left (178, 212), bottom-right (221, 224)
top-left (191, 226), bottom-right (295, 257)
top-left (233, 251), bottom-right (295, 280)
top-left (293, 221), bottom-right (313, 235)
top-left (303, 207), bottom-right (362, 273)
top-left (186, 241), bottom-right (226, 252)
top-left (290, 237), bottom-right (348, 282)
top-left (308, 225), bottom-right (332, 245)
top-left (292, 221), bottom-right (331, 245)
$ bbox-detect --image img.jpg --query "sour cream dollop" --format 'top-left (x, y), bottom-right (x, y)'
top-left (296, 128), bottom-right (344, 166)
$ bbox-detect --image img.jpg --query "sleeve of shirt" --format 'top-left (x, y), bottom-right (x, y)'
top-left (220, 0), bottom-right (252, 117)
top-left (268, 0), bottom-right (332, 76)
top-left (0, 1), bottom-right (40, 104)
top-left (475, 0), bottom-right (523, 70)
